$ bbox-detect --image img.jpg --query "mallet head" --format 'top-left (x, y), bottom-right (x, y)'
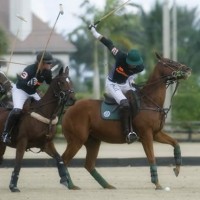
top-left (16, 14), bottom-right (27, 22)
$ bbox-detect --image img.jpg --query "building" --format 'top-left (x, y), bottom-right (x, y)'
top-left (0, 0), bottom-right (76, 77)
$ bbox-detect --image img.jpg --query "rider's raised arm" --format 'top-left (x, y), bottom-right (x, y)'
top-left (89, 25), bottom-right (121, 59)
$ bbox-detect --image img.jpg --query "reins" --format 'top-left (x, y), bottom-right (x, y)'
top-left (137, 59), bottom-right (184, 116)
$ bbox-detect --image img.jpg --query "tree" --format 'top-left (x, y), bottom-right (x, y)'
top-left (0, 28), bottom-right (8, 55)
top-left (68, 1), bottom-right (200, 121)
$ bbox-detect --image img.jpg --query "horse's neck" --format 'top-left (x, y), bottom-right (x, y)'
top-left (36, 87), bottom-right (58, 118)
top-left (141, 68), bottom-right (167, 107)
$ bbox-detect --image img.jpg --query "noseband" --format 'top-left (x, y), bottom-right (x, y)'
top-left (55, 89), bottom-right (74, 105)
top-left (159, 60), bottom-right (190, 83)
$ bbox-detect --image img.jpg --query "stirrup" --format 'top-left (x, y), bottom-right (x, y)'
top-left (126, 132), bottom-right (138, 144)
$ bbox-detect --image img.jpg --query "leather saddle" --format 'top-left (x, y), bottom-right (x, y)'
top-left (100, 90), bottom-right (140, 120)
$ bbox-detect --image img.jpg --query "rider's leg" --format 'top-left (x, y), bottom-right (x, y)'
top-left (119, 99), bottom-right (138, 144)
top-left (105, 79), bottom-right (138, 143)
top-left (1, 108), bottom-right (22, 143)
top-left (1, 84), bottom-right (27, 144)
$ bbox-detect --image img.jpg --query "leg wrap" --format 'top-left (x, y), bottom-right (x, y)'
top-left (9, 171), bottom-right (19, 190)
top-left (174, 144), bottom-right (182, 165)
top-left (150, 164), bottom-right (158, 184)
top-left (56, 156), bottom-right (69, 183)
top-left (90, 169), bottom-right (109, 188)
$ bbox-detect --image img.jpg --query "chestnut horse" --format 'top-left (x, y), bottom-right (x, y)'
top-left (61, 53), bottom-right (191, 190)
top-left (0, 67), bottom-right (75, 192)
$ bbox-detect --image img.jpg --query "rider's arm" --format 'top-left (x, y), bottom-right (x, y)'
top-left (89, 26), bottom-right (121, 58)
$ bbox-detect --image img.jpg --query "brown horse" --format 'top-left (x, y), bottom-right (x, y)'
top-left (61, 53), bottom-right (191, 190)
top-left (0, 71), bottom-right (13, 108)
top-left (0, 67), bottom-right (75, 192)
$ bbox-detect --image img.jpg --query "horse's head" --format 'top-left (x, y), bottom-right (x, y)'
top-left (155, 52), bottom-right (192, 82)
top-left (52, 66), bottom-right (76, 106)
top-left (0, 71), bottom-right (12, 95)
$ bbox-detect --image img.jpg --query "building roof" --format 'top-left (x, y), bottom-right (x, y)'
top-left (0, 0), bottom-right (76, 54)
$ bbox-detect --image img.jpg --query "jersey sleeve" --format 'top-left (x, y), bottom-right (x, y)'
top-left (100, 37), bottom-right (123, 59)
top-left (17, 67), bottom-right (33, 86)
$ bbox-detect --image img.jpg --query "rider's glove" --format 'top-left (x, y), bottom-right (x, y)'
top-left (27, 77), bottom-right (38, 87)
top-left (88, 24), bottom-right (102, 40)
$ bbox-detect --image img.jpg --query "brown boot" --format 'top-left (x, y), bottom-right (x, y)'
top-left (119, 99), bottom-right (138, 144)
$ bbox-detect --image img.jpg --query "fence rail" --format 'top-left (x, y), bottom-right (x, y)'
top-left (164, 121), bottom-right (200, 142)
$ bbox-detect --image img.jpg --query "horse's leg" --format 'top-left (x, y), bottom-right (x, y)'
top-left (0, 143), bottom-right (6, 164)
top-left (154, 130), bottom-right (181, 177)
top-left (141, 130), bottom-right (163, 190)
top-left (62, 141), bottom-right (83, 190)
top-left (43, 141), bottom-right (70, 188)
top-left (84, 137), bottom-right (116, 189)
top-left (9, 139), bottom-right (27, 192)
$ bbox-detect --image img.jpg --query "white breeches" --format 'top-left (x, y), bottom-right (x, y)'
top-left (12, 84), bottom-right (41, 109)
top-left (105, 75), bottom-right (136, 104)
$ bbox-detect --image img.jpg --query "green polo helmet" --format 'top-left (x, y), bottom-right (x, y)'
top-left (126, 49), bottom-right (143, 67)
top-left (36, 51), bottom-right (53, 64)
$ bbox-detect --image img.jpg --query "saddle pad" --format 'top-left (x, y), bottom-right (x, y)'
top-left (101, 102), bottom-right (120, 120)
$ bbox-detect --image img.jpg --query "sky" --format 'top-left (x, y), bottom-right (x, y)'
top-left (31, 0), bottom-right (200, 36)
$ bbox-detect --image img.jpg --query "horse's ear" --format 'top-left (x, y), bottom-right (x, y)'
top-left (59, 67), bottom-right (64, 75)
top-left (155, 52), bottom-right (162, 60)
top-left (63, 66), bottom-right (69, 75)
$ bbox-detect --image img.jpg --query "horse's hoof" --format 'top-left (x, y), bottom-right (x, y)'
top-left (9, 186), bottom-right (20, 192)
top-left (155, 184), bottom-right (163, 190)
top-left (104, 184), bottom-right (116, 189)
top-left (173, 167), bottom-right (180, 177)
top-left (69, 185), bottom-right (81, 190)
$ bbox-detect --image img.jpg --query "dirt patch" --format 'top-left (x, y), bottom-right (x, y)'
top-left (0, 166), bottom-right (199, 200)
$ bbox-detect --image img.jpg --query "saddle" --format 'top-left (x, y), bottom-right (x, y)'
top-left (100, 90), bottom-right (140, 120)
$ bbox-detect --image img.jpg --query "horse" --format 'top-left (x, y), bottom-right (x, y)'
top-left (0, 71), bottom-right (13, 108)
top-left (0, 66), bottom-right (75, 192)
top-left (61, 53), bottom-right (191, 190)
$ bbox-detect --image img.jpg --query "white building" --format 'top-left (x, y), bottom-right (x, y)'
top-left (0, 0), bottom-right (76, 77)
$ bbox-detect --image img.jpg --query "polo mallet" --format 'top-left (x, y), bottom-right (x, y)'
top-left (0, 59), bottom-right (27, 66)
top-left (6, 15), bottom-right (27, 75)
top-left (37, 4), bottom-right (64, 74)
top-left (94, 0), bottom-right (131, 26)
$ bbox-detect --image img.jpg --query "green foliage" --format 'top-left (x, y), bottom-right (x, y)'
top-left (68, 0), bottom-right (200, 121)
top-left (0, 28), bottom-right (8, 55)
top-left (172, 75), bottom-right (200, 121)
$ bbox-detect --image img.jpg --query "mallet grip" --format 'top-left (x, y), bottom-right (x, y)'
top-left (59, 4), bottom-right (64, 15)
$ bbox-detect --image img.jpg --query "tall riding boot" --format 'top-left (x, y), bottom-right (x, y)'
top-left (119, 99), bottom-right (138, 144)
top-left (1, 109), bottom-right (21, 144)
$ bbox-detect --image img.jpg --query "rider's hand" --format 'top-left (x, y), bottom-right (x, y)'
top-left (88, 24), bottom-right (102, 39)
top-left (88, 24), bottom-right (96, 30)
top-left (27, 77), bottom-right (38, 87)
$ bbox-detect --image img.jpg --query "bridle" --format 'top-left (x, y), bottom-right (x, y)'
top-left (53, 78), bottom-right (75, 119)
top-left (138, 59), bottom-right (191, 116)
top-left (31, 75), bottom-right (75, 121)
top-left (158, 59), bottom-right (191, 85)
